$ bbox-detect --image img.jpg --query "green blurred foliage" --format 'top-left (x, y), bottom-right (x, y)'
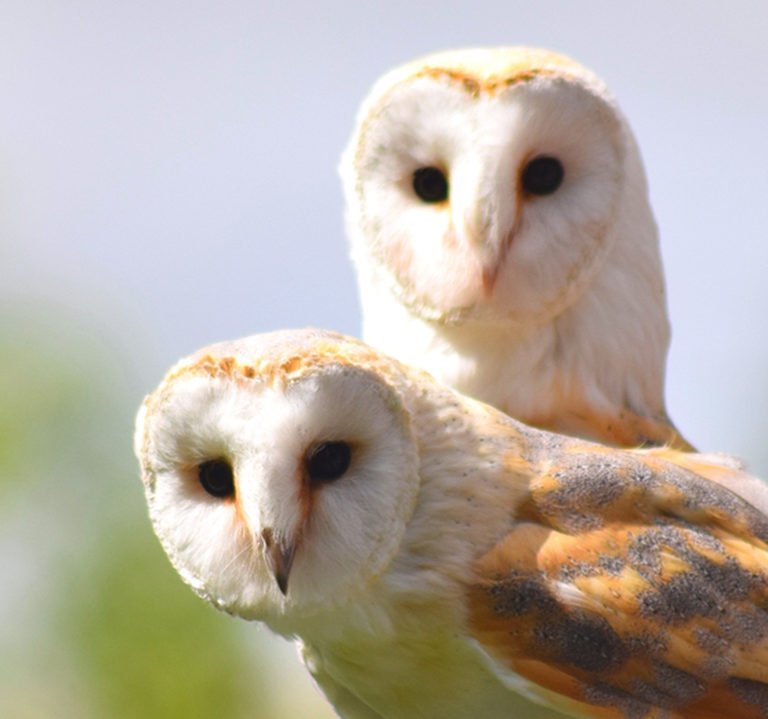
top-left (61, 528), bottom-right (257, 718)
top-left (0, 305), bottom-right (334, 719)
top-left (0, 315), bottom-right (100, 500)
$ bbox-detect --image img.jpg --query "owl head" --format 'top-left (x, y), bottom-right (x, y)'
top-left (340, 47), bottom-right (664, 328)
top-left (134, 329), bottom-right (423, 631)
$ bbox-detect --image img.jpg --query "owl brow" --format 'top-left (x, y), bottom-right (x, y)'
top-left (165, 345), bottom-right (396, 387)
top-left (410, 66), bottom-right (569, 97)
top-left (164, 353), bottom-right (311, 385)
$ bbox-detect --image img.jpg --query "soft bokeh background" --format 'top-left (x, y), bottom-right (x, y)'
top-left (1, 2), bottom-right (766, 717)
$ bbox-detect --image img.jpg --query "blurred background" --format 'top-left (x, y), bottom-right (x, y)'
top-left (1, 1), bottom-right (766, 717)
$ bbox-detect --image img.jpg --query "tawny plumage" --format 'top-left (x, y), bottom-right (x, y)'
top-left (135, 329), bottom-right (767, 719)
top-left (340, 47), bottom-right (690, 449)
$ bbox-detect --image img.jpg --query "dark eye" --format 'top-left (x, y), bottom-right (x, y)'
top-left (521, 155), bottom-right (564, 196)
top-left (412, 166), bottom-right (449, 203)
top-left (306, 441), bottom-right (351, 484)
top-left (197, 459), bottom-right (235, 498)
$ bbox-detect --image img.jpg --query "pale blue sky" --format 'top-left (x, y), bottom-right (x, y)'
top-left (2, 0), bottom-right (767, 467)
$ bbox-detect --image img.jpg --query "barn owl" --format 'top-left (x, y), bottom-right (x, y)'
top-left (135, 328), bottom-right (768, 719)
top-left (340, 47), bottom-right (691, 450)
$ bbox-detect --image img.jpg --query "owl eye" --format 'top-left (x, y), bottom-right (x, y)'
top-left (521, 155), bottom-right (564, 196)
top-left (198, 459), bottom-right (235, 498)
top-left (412, 166), bottom-right (449, 203)
top-left (306, 441), bottom-right (352, 484)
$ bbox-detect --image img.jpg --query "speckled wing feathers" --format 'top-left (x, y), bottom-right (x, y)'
top-left (469, 445), bottom-right (768, 718)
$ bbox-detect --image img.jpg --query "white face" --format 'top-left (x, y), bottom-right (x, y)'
top-left (137, 364), bottom-right (420, 625)
top-left (344, 71), bottom-right (627, 324)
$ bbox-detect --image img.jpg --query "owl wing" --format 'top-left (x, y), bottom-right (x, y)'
top-left (642, 447), bottom-right (768, 515)
top-left (602, 409), bottom-right (693, 451)
top-left (468, 446), bottom-right (768, 719)
top-left (533, 404), bottom-right (694, 451)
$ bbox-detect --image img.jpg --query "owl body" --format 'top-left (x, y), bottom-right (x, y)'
top-left (297, 626), bottom-right (575, 719)
top-left (342, 47), bottom-right (687, 448)
top-left (136, 329), bottom-right (768, 719)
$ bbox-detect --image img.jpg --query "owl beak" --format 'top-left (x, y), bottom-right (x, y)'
top-left (481, 261), bottom-right (501, 295)
top-left (261, 527), bottom-right (296, 596)
top-left (452, 169), bottom-right (515, 297)
top-left (479, 225), bottom-right (516, 295)
top-left (454, 210), bottom-right (503, 295)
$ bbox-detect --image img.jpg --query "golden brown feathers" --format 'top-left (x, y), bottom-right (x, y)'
top-left (470, 439), bottom-right (768, 718)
